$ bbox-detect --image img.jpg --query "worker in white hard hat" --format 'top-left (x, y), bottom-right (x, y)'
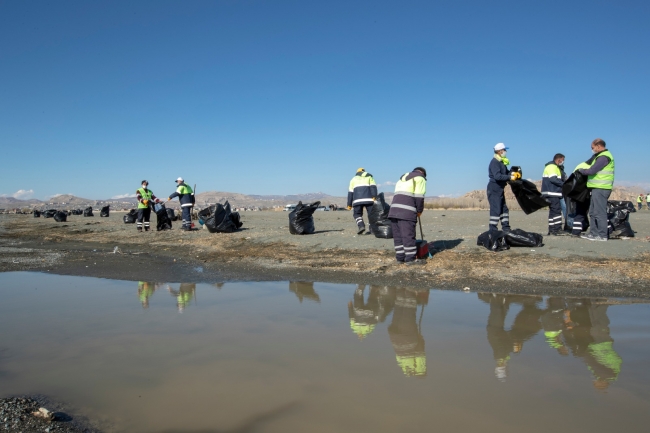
top-left (168, 177), bottom-right (195, 230)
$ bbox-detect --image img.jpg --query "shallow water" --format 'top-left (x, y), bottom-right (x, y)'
top-left (0, 273), bottom-right (649, 432)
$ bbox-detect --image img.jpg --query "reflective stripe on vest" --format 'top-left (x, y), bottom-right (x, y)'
top-left (349, 172), bottom-right (376, 192)
top-left (586, 150), bottom-right (615, 190)
top-left (177, 184), bottom-right (193, 195)
top-left (137, 188), bottom-right (153, 209)
top-left (394, 173), bottom-right (426, 198)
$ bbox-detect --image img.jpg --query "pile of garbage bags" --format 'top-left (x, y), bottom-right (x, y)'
top-left (53, 211), bottom-right (67, 222)
top-left (368, 193), bottom-right (393, 239)
top-left (71, 209), bottom-right (83, 215)
top-left (83, 207), bottom-right (94, 217)
top-left (608, 200), bottom-right (635, 238)
top-left (33, 210), bottom-right (41, 218)
top-left (478, 228), bottom-right (543, 251)
top-left (123, 209), bottom-right (137, 224)
top-left (166, 208), bottom-right (178, 221)
top-left (43, 209), bottom-right (57, 218)
top-left (198, 201), bottom-right (242, 233)
top-left (509, 179), bottom-right (549, 215)
top-left (154, 203), bottom-right (173, 231)
top-left (289, 201), bottom-right (320, 235)
top-left (100, 206), bottom-right (110, 217)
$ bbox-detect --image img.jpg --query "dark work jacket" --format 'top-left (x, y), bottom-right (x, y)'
top-left (387, 171), bottom-right (426, 222)
top-left (541, 161), bottom-right (564, 196)
top-left (488, 157), bottom-right (510, 189)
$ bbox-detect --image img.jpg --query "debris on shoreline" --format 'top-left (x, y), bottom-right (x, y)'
top-left (0, 396), bottom-right (99, 432)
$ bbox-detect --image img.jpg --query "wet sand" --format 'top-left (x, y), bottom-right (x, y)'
top-left (1, 209), bottom-right (650, 297)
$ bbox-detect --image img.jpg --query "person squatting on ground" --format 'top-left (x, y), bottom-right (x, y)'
top-left (487, 143), bottom-right (519, 232)
top-left (570, 162), bottom-right (591, 237)
top-left (346, 168), bottom-right (378, 234)
top-left (578, 138), bottom-right (615, 241)
top-left (135, 180), bottom-right (162, 232)
top-left (541, 153), bottom-right (565, 235)
top-left (387, 167), bottom-right (427, 265)
top-left (168, 177), bottom-right (195, 231)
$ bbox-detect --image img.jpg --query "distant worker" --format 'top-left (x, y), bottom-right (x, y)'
top-left (346, 168), bottom-right (378, 234)
top-left (488, 143), bottom-right (519, 232)
top-left (570, 162), bottom-right (591, 237)
top-left (136, 180), bottom-right (162, 232)
top-left (387, 167), bottom-right (427, 265)
top-left (541, 153), bottom-right (566, 235)
top-left (578, 139), bottom-right (614, 241)
top-left (637, 194), bottom-right (644, 211)
top-left (168, 177), bottom-right (195, 231)
top-left (646, 193), bottom-right (650, 210)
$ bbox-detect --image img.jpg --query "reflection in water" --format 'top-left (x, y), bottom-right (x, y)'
top-left (168, 283), bottom-right (197, 312)
top-left (478, 293), bottom-right (622, 389)
top-left (138, 281), bottom-right (161, 309)
top-left (289, 281), bottom-right (320, 303)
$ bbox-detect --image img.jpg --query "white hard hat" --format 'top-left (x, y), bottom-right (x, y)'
top-left (175, 177), bottom-right (184, 182)
top-left (494, 143), bottom-right (509, 151)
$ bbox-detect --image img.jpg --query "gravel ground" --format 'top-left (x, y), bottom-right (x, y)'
top-left (0, 397), bottom-right (99, 432)
top-left (1, 209), bottom-right (649, 297)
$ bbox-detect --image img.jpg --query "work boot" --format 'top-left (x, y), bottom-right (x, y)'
top-left (144, 227), bottom-right (150, 232)
top-left (404, 259), bottom-right (425, 266)
top-left (137, 227), bottom-right (142, 233)
top-left (357, 225), bottom-right (365, 235)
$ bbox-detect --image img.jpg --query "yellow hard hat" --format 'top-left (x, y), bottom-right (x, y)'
top-left (357, 167), bottom-right (365, 173)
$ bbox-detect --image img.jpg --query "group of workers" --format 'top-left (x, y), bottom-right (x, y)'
top-left (135, 177), bottom-right (195, 232)
top-left (490, 137), bottom-right (615, 241)
top-left (636, 193), bottom-right (650, 210)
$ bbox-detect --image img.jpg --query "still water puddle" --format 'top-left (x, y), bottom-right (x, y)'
top-left (1, 272), bottom-right (649, 432)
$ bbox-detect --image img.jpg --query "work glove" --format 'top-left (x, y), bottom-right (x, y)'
top-left (510, 172), bottom-right (521, 181)
top-left (347, 206), bottom-right (352, 210)
top-left (417, 212), bottom-right (422, 218)
top-left (372, 197), bottom-right (376, 201)
top-left (142, 199), bottom-right (149, 206)
top-left (167, 198), bottom-right (171, 202)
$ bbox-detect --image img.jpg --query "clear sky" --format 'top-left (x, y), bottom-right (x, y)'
top-left (1, 0), bottom-right (648, 200)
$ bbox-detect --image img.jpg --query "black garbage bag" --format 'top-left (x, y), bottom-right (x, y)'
top-left (607, 201), bottom-right (635, 238)
top-left (72, 209), bottom-right (83, 215)
top-left (44, 209), bottom-right (57, 218)
top-left (505, 229), bottom-right (544, 247)
top-left (166, 208), bottom-right (177, 222)
top-left (100, 205), bottom-right (110, 217)
top-left (368, 193), bottom-right (393, 239)
top-left (289, 201), bottom-right (320, 235)
top-left (372, 221), bottom-right (393, 239)
top-left (83, 207), bottom-right (94, 217)
top-left (562, 171), bottom-right (590, 203)
top-left (509, 179), bottom-right (549, 215)
top-left (154, 203), bottom-right (172, 231)
top-left (200, 201), bottom-right (240, 233)
top-left (33, 210), bottom-right (41, 218)
top-left (53, 211), bottom-right (67, 222)
top-left (477, 230), bottom-right (510, 252)
top-left (123, 209), bottom-right (137, 224)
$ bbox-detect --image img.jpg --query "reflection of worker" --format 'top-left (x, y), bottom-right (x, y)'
top-left (563, 300), bottom-right (622, 391)
top-left (346, 168), bottom-right (378, 235)
top-left (541, 297), bottom-right (569, 355)
top-left (168, 283), bottom-right (196, 312)
top-left (168, 177), bottom-right (195, 231)
top-left (388, 288), bottom-right (427, 377)
top-left (348, 285), bottom-right (380, 340)
top-left (387, 167), bottom-right (427, 265)
top-left (136, 180), bottom-right (162, 233)
top-left (487, 143), bottom-right (517, 232)
top-left (541, 154), bottom-right (565, 235)
top-left (478, 293), bottom-right (543, 381)
top-left (137, 281), bottom-right (157, 308)
top-left (289, 281), bottom-right (320, 303)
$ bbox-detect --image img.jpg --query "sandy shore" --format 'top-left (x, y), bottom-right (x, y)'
top-left (1, 209), bottom-right (649, 297)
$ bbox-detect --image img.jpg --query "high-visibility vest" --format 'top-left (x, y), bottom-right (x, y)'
top-left (638, 196), bottom-right (644, 203)
top-left (586, 150), bottom-right (615, 190)
top-left (392, 173), bottom-right (426, 213)
top-left (137, 188), bottom-right (153, 209)
top-left (176, 184), bottom-right (193, 195)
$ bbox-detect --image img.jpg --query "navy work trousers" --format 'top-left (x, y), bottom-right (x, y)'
top-left (181, 206), bottom-right (192, 229)
top-left (136, 208), bottom-right (151, 230)
top-left (547, 197), bottom-right (563, 233)
top-left (487, 183), bottom-right (510, 232)
top-left (353, 204), bottom-right (373, 229)
top-left (390, 218), bottom-right (417, 262)
top-left (571, 199), bottom-right (590, 236)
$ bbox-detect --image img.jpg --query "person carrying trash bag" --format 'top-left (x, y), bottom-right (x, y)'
top-left (541, 153), bottom-right (566, 236)
top-left (346, 168), bottom-right (378, 234)
top-left (387, 167), bottom-right (427, 265)
top-left (577, 138), bottom-right (614, 241)
top-left (570, 162), bottom-right (592, 237)
top-left (167, 177), bottom-right (195, 231)
top-left (135, 180), bottom-right (162, 232)
top-left (488, 143), bottom-right (518, 232)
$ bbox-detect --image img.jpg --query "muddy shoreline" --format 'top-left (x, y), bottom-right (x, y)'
top-left (1, 212), bottom-right (650, 298)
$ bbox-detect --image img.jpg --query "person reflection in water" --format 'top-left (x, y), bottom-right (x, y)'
top-left (168, 283), bottom-right (196, 313)
top-left (289, 282), bottom-right (320, 303)
top-left (387, 288), bottom-right (428, 377)
top-left (347, 285), bottom-right (396, 341)
top-left (563, 299), bottom-right (622, 391)
top-left (478, 293), bottom-right (544, 382)
top-left (137, 281), bottom-right (158, 309)
top-left (541, 297), bottom-right (570, 356)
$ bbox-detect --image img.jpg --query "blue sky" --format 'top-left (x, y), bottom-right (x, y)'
top-left (1, 0), bottom-right (648, 200)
